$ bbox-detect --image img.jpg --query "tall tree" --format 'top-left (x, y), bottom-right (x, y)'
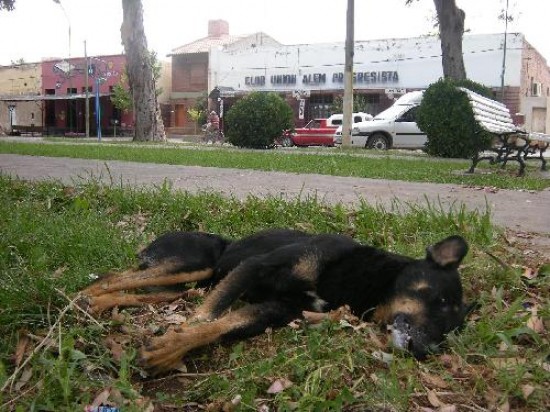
top-left (407, 0), bottom-right (467, 80)
top-left (0, 0), bottom-right (15, 10)
top-left (120, 0), bottom-right (165, 141)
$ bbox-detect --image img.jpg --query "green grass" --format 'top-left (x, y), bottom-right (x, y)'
top-left (0, 175), bottom-right (548, 411)
top-left (1, 139), bottom-right (549, 190)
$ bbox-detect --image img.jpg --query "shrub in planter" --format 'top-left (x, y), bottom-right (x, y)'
top-left (417, 78), bottom-right (494, 158)
top-left (225, 92), bottom-right (294, 148)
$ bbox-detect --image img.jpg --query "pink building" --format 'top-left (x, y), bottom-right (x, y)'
top-left (41, 54), bottom-right (132, 135)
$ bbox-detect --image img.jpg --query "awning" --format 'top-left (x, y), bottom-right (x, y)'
top-left (0, 93), bottom-right (110, 102)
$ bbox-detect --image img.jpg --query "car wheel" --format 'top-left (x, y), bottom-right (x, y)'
top-left (281, 136), bottom-right (294, 147)
top-left (367, 133), bottom-right (389, 150)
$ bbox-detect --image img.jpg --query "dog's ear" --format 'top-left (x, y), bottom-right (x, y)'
top-left (426, 236), bottom-right (468, 269)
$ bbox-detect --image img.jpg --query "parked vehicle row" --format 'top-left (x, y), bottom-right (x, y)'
top-left (334, 91), bottom-right (426, 149)
top-left (279, 112), bottom-right (373, 147)
top-left (278, 91), bottom-right (427, 150)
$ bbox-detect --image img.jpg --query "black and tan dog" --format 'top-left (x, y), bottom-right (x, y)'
top-left (79, 229), bottom-right (472, 373)
top-left (79, 229), bottom-right (313, 314)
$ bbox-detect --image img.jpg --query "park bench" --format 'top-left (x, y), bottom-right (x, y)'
top-left (463, 88), bottom-right (550, 176)
top-left (9, 125), bottom-right (44, 136)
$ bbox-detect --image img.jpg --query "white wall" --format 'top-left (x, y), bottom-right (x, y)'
top-left (210, 33), bottom-right (523, 93)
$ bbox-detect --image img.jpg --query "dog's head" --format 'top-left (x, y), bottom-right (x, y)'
top-left (375, 236), bottom-right (472, 360)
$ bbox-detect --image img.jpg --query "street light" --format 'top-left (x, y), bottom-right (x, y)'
top-left (53, 0), bottom-right (73, 132)
top-left (53, 0), bottom-right (71, 59)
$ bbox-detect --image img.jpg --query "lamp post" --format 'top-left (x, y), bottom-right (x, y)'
top-left (53, 0), bottom-right (73, 132)
top-left (53, 0), bottom-right (71, 58)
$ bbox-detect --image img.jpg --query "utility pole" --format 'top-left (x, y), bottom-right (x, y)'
top-left (342, 0), bottom-right (354, 147)
top-left (500, 0), bottom-right (510, 103)
top-left (84, 41), bottom-right (90, 138)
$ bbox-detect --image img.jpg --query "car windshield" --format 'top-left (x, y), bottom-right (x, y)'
top-left (373, 105), bottom-right (409, 121)
top-left (305, 120), bottom-right (321, 128)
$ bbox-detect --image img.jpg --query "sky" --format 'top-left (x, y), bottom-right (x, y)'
top-left (0, 0), bottom-right (549, 66)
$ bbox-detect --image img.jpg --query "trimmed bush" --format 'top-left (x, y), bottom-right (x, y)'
top-left (225, 92), bottom-right (294, 148)
top-left (416, 78), bottom-right (494, 158)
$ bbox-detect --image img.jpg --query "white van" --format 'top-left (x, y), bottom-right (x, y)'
top-left (335, 91), bottom-right (426, 149)
top-left (329, 112), bottom-right (373, 134)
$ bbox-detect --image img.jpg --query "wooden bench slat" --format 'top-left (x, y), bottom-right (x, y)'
top-left (459, 87), bottom-right (548, 176)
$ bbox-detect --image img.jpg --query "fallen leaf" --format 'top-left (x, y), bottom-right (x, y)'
top-left (13, 329), bottom-right (30, 367)
top-left (164, 313), bottom-right (187, 324)
top-left (14, 368), bottom-right (32, 391)
top-left (105, 337), bottom-right (125, 362)
top-left (302, 311), bottom-right (328, 324)
top-left (498, 398), bottom-right (510, 412)
top-left (521, 267), bottom-right (538, 280)
top-left (427, 390), bottom-right (445, 408)
top-left (421, 371), bottom-right (450, 390)
top-left (287, 319), bottom-right (302, 329)
top-left (521, 384), bottom-right (535, 399)
top-left (52, 266), bottom-right (68, 279)
top-left (267, 378), bottom-right (293, 394)
top-left (91, 387), bottom-right (111, 407)
top-left (367, 330), bottom-right (386, 350)
top-left (372, 350), bottom-right (393, 365)
top-left (527, 315), bottom-right (545, 333)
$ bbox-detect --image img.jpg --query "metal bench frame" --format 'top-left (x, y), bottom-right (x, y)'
top-left (463, 88), bottom-right (549, 176)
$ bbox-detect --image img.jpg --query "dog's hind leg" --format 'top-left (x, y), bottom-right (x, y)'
top-left (82, 262), bottom-right (213, 296)
top-left (81, 290), bottom-right (189, 314)
top-left (141, 300), bottom-right (299, 374)
top-left (79, 262), bottom-right (214, 314)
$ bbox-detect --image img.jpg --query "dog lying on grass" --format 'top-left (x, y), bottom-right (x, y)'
top-left (79, 229), bottom-right (472, 374)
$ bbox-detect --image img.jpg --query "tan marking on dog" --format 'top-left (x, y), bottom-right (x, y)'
top-left (142, 305), bottom-right (258, 373)
top-left (410, 280), bottom-right (431, 291)
top-left (83, 264), bottom-right (213, 295)
top-left (83, 290), bottom-right (187, 314)
top-left (372, 302), bottom-right (392, 323)
top-left (372, 296), bottom-right (426, 324)
top-left (190, 264), bottom-right (244, 322)
top-left (292, 254), bottom-right (318, 284)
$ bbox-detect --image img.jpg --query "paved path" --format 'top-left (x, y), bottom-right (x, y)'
top-left (1, 153), bottom-right (549, 239)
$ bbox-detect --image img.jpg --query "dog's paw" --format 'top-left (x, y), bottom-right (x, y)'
top-left (140, 330), bottom-right (191, 374)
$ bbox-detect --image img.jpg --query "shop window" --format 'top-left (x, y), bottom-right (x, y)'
top-left (309, 94), bottom-right (333, 119)
top-left (362, 94), bottom-right (381, 116)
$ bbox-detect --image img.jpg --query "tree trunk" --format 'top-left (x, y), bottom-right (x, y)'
top-left (120, 0), bottom-right (165, 142)
top-left (434, 0), bottom-right (466, 80)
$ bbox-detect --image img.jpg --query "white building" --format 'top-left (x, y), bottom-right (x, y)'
top-left (208, 32), bottom-right (549, 133)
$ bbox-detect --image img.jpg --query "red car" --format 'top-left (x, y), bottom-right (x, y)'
top-left (280, 119), bottom-right (337, 147)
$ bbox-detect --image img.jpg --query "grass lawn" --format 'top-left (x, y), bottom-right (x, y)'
top-left (0, 175), bottom-right (548, 411)
top-left (1, 139), bottom-right (549, 191)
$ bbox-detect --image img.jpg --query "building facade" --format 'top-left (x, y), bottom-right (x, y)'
top-left (165, 20), bottom-right (280, 134)
top-left (166, 23), bottom-right (550, 135)
top-left (0, 54), bottom-right (132, 136)
top-left (0, 62), bottom-right (42, 134)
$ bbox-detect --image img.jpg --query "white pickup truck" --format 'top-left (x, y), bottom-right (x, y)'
top-left (335, 91), bottom-right (427, 149)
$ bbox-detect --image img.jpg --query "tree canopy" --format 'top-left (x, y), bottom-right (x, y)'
top-left (0, 0), bottom-right (15, 11)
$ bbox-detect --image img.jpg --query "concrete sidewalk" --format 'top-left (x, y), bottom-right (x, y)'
top-left (1, 153), bottom-right (549, 239)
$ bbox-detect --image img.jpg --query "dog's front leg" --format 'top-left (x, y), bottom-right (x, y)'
top-left (141, 301), bottom-right (298, 374)
top-left (189, 258), bottom-right (261, 322)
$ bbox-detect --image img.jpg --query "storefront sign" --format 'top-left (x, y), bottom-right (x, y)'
top-left (245, 76), bottom-right (266, 86)
top-left (244, 70), bottom-right (399, 88)
top-left (270, 74), bottom-right (297, 84)
top-left (332, 71), bottom-right (399, 83)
